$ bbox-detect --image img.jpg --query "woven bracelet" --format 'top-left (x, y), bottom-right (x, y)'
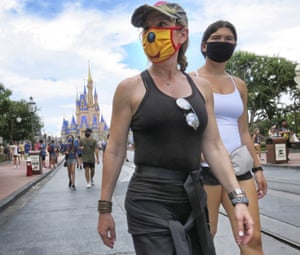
top-left (231, 196), bottom-right (249, 206)
top-left (98, 200), bottom-right (112, 213)
top-left (252, 166), bottom-right (263, 173)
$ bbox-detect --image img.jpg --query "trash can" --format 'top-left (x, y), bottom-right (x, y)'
top-left (29, 150), bottom-right (42, 174)
top-left (26, 159), bottom-right (33, 176)
top-left (265, 137), bottom-right (288, 164)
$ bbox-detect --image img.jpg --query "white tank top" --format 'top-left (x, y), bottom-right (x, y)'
top-left (194, 72), bottom-right (243, 163)
top-left (214, 75), bottom-right (243, 153)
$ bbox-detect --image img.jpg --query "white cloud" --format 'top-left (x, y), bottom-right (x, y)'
top-left (188, 0), bottom-right (300, 62)
top-left (1, 0), bottom-right (299, 137)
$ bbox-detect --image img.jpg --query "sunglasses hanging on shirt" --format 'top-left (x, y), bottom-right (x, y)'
top-left (176, 98), bottom-right (200, 130)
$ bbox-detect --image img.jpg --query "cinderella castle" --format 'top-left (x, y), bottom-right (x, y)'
top-left (60, 65), bottom-right (109, 142)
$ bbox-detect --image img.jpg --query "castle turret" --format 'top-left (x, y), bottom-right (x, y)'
top-left (61, 63), bottom-right (109, 141)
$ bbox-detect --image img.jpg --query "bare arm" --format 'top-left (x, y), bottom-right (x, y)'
top-left (235, 77), bottom-right (268, 198)
top-left (100, 80), bottom-right (134, 202)
top-left (98, 74), bottom-right (144, 248)
top-left (192, 76), bottom-right (254, 245)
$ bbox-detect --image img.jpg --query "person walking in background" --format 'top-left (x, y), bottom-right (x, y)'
top-left (4, 144), bottom-right (10, 161)
top-left (38, 139), bottom-right (47, 169)
top-left (34, 139), bottom-right (40, 151)
top-left (191, 20), bottom-right (267, 255)
top-left (97, 3), bottom-right (254, 254)
top-left (24, 140), bottom-right (31, 160)
top-left (12, 141), bottom-right (20, 168)
top-left (80, 128), bottom-right (99, 188)
top-left (252, 128), bottom-right (264, 159)
top-left (65, 135), bottom-right (78, 190)
top-left (18, 141), bottom-right (25, 160)
top-left (48, 140), bottom-right (57, 169)
top-left (74, 136), bottom-right (83, 169)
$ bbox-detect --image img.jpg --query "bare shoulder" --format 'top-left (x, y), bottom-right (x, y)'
top-left (188, 72), bottom-right (213, 101)
top-left (114, 74), bottom-right (144, 99)
top-left (113, 73), bottom-right (146, 114)
top-left (116, 74), bottom-right (143, 93)
top-left (231, 75), bottom-right (247, 94)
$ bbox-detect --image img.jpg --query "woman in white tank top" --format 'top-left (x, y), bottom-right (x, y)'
top-left (191, 20), bottom-right (268, 255)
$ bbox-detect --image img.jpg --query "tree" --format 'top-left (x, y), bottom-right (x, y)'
top-left (226, 51), bottom-right (297, 133)
top-left (0, 84), bottom-right (42, 144)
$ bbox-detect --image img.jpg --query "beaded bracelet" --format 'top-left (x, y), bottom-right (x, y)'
top-left (98, 200), bottom-right (112, 213)
top-left (252, 166), bottom-right (263, 173)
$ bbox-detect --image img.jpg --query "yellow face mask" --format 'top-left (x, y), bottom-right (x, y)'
top-left (142, 26), bottom-right (182, 63)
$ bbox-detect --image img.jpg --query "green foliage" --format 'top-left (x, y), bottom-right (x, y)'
top-left (0, 84), bottom-right (43, 145)
top-left (226, 51), bottom-right (298, 133)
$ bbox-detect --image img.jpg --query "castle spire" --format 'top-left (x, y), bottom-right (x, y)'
top-left (88, 61), bottom-right (93, 84)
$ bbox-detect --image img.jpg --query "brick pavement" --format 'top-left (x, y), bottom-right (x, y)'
top-left (0, 156), bottom-right (63, 211)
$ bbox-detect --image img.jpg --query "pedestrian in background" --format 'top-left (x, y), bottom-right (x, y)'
top-left (18, 141), bottom-right (25, 160)
top-left (97, 3), bottom-right (253, 254)
top-left (24, 140), bottom-right (31, 160)
top-left (48, 140), bottom-right (57, 169)
top-left (12, 141), bottom-right (20, 168)
top-left (38, 139), bottom-right (47, 169)
top-left (191, 20), bottom-right (267, 255)
top-left (252, 128), bottom-right (264, 159)
top-left (65, 135), bottom-right (78, 190)
top-left (74, 136), bottom-right (83, 169)
top-left (4, 144), bottom-right (10, 161)
top-left (80, 128), bottom-right (99, 188)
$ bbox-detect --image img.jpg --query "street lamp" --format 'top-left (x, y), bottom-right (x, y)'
top-left (27, 96), bottom-right (37, 148)
top-left (16, 116), bottom-right (22, 123)
top-left (10, 116), bottom-right (22, 142)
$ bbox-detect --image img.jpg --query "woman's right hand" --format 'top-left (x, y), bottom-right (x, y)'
top-left (97, 213), bottom-right (116, 248)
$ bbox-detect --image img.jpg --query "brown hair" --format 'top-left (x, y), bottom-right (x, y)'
top-left (176, 16), bottom-right (188, 72)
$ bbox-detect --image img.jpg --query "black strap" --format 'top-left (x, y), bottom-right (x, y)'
top-left (184, 170), bottom-right (216, 255)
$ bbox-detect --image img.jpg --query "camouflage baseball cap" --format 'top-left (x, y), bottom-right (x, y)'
top-left (131, 1), bottom-right (188, 28)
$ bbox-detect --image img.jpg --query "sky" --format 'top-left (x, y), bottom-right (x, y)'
top-left (1, 0), bottom-right (300, 137)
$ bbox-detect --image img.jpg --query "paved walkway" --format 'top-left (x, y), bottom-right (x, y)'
top-left (1, 151), bottom-right (299, 211)
top-left (0, 151), bottom-right (299, 254)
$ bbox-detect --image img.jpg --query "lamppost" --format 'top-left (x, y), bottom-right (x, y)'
top-left (27, 96), bottom-right (37, 148)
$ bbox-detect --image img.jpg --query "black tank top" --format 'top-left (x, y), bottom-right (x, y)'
top-left (130, 70), bottom-right (208, 171)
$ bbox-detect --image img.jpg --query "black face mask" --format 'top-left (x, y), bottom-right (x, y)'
top-left (205, 41), bottom-right (235, 63)
top-left (85, 133), bottom-right (91, 138)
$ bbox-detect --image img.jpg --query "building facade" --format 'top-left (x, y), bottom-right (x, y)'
top-left (60, 66), bottom-right (108, 142)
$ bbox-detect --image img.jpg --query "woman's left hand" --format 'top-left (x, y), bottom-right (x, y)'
top-left (254, 171), bottom-right (268, 199)
top-left (234, 203), bottom-right (254, 245)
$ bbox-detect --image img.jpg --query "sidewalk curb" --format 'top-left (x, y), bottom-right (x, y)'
top-left (261, 163), bottom-right (300, 169)
top-left (0, 160), bottom-right (64, 213)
